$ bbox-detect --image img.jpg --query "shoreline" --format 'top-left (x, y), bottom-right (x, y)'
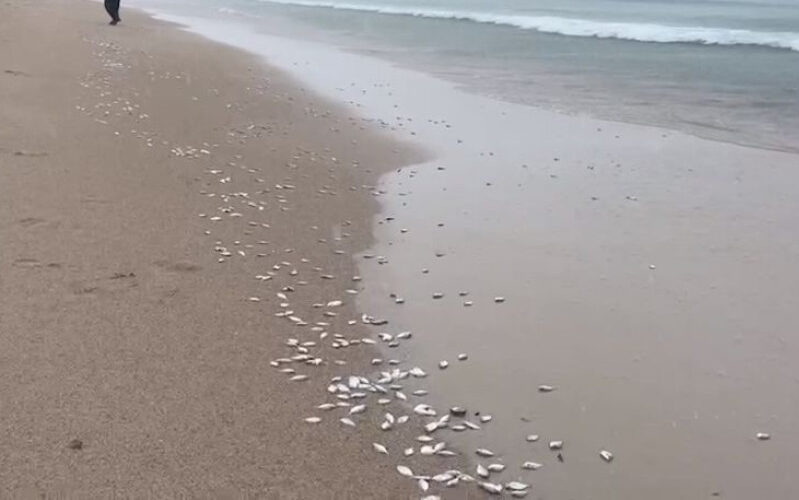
top-left (2, 0), bottom-right (799, 498)
top-left (144, 4), bottom-right (799, 499)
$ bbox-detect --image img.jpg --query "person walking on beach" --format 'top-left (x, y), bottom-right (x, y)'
top-left (104, 0), bottom-right (121, 25)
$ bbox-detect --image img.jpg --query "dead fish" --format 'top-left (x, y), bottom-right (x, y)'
top-left (450, 407), bottom-right (467, 417)
top-left (397, 465), bottom-right (414, 477)
top-left (600, 450), bottom-right (614, 462)
top-left (418, 478), bottom-right (430, 492)
top-left (404, 447), bottom-right (415, 456)
top-left (479, 415), bottom-right (493, 423)
top-left (317, 403), bottom-right (336, 411)
top-left (479, 482), bottom-right (503, 495)
top-left (522, 461), bottom-right (542, 470)
top-left (373, 442), bottom-right (388, 455)
top-left (549, 441), bottom-right (563, 450)
top-left (414, 404), bottom-right (436, 416)
top-left (756, 432), bottom-right (771, 440)
top-left (304, 417), bottom-right (321, 424)
top-left (487, 463), bottom-right (506, 472)
top-left (439, 360), bottom-right (449, 369)
top-left (526, 434), bottom-right (539, 442)
top-left (476, 448), bottom-right (495, 457)
top-left (409, 367), bottom-right (427, 377)
top-left (432, 473), bottom-right (455, 483)
top-left (494, 297), bottom-right (505, 303)
top-left (506, 481), bottom-right (530, 491)
top-left (477, 464), bottom-right (490, 478)
top-left (432, 292), bottom-right (444, 299)
top-left (290, 375), bottom-right (308, 382)
top-left (458, 353), bottom-right (468, 360)
top-left (340, 418), bottom-right (356, 427)
top-left (538, 385), bottom-right (555, 392)
top-left (349, 404), bottom-right (366, 415)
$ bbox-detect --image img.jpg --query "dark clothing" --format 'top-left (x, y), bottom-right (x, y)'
top-left (104, 0), bottom-right (120, 23)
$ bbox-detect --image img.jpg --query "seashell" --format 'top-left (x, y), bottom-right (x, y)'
top-left (522, 461), bottom-right (542, 470)
top-left (397, 465), bottom-right (414, 477)
top-left (373, 442), bottom-right (388, 455)
top-left (479, 482), bottom-right (503, 494)
top-left (304, 417), bottom-right (321, 424)
top-left (476, 448), bottom-right (495, 457)
top-left (600, 450), bottom-right (614, 462)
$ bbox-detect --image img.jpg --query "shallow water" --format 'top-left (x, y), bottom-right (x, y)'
top-left (142, 0), bottom-right (799, 152)
top-left (136, 5), bottom-right (799, 498)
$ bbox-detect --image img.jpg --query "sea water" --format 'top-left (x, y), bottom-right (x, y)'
top-left (140, 0), bottom-right (799, 152)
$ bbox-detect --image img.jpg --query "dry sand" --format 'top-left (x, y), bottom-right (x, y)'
top-left (0, 0), bottom-right (435, 496)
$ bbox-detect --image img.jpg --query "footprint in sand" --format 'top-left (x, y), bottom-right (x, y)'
top-left (153, 260), bottom-right (202, 273)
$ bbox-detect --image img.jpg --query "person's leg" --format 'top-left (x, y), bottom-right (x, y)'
top-left (104, 0), bottom-right (120, 24)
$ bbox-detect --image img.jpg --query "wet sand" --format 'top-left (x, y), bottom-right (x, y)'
top-left (0, 0), bottom-right (436, 496)
top-left (165, 21), bottom-right (799, 500)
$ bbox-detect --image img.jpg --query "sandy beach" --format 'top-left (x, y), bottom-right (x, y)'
top-left (0, 0), bottom-right (431, 496)
top-left (3, 0), bottom-right (799, 498)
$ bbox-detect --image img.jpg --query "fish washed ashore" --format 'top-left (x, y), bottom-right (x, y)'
top-left (0, 0), bottom-right (449, 496)
top-left (1, 0), bottom-right (548, 497)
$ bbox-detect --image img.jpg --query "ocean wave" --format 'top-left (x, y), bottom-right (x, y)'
top-left (259, 0), bottom-right (799, 52)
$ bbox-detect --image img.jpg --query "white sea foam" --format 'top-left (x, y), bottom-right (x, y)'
top-left (259, 0), bottom-right (799, 52)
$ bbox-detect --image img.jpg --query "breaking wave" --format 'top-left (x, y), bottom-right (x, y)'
top-left (259, 0), bottom-right (799, 52)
